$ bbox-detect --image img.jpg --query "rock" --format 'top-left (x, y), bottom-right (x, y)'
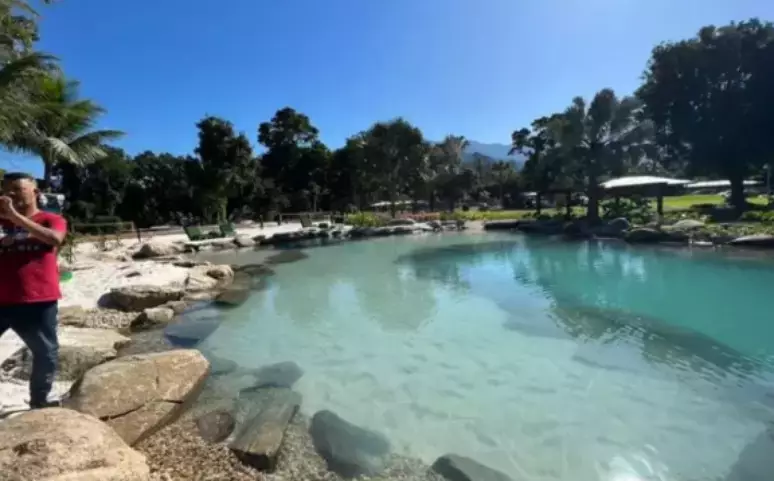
top-left (0, 408), bottom-right (150, 481)
top-left (109, 285), bottom-right (185, 312)
top-left (216, 287), bottom-right (251, 307)
top-left (186, 264), bottom-right (234, 291)
top-left (431, 454), bottom-right (513, 481)
top-left (623, 227), bottom-right (668, 244)
top-left (249, 361), bottom-right (304, 389)
top-left (234, 235), bottom-right (256, 248)
top-left (211, 239), bottom-right (236, 251)
top-left (208, 354), bottom-right (239, 376)
top-left (671, 218), bottom-right (705, 230)
top-left (164, 316), bottom-right (221, 347)
top-left (64, 349), bottom-right (211, 446)
top-left (483, 220), bottom-right (521, 230)
top-left (131, 307), bottom-right (175, 331)
top-left (184, 291), bottom-right (218, 302)
top-left (162, 300), bottom-right (189, 315)
top-left (428, 220), bottom-right (443, 231)
top-left (607, 217), bottom-right (631, 232)
top-left (265, 250), bottom-right (309, 265)
top-left (728, 234), bottom-right (774, 248)
top-left (386, 218), bottom-right (416, 226)
top-left (2, 327), bottom-right (130, 381)
top-left (236, 264), bottom-right (275, 277)
top-left (59, 306), bottom-right (140, 329)
top-left (229, 388), bottom-right (301, 471)
top-left (172, 260), bottom-right (211, 268)
top-left (133, 242), bottom-right (183, 260)
top-left (196, 409), bottom-right (236, 444)
top-left (309, 409), bottom-right (391, 477)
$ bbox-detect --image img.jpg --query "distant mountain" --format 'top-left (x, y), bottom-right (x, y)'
top-left (463, 140), bottom-right (525, 168)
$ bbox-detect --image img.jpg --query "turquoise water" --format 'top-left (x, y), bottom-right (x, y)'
top-left (196, 233), bottom-right (774, 481)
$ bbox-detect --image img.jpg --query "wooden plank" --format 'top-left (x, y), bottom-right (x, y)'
top-left (229, 388), bottom-right (301, 471)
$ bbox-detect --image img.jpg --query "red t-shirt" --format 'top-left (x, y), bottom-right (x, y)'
top-left (0, 211), bottom-right (67, 305)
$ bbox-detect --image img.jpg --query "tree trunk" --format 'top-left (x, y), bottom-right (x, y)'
top-left (42, 157), bottom-right (53, 191)
top-left (536, 193), bottom-right (542, 216)
top-left (586, 174), bottom-right (600, 223)
top-left (728, 175), bottom-right (747, 213)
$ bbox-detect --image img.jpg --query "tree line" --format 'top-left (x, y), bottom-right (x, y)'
top-left (2, 2), bottom-right (773, 227)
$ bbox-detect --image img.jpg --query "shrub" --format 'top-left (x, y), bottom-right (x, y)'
top-left (601, 197), bottom-right (653, 224)
top-left (345, 212), bottom-right (385, 227)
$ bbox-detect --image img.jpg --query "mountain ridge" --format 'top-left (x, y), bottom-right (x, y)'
top-left (462, 140), bottom-right (525, 167)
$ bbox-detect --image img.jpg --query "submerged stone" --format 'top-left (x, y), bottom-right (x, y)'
top-left (309, 409), bottom-right (391, 477)
top-left (431, 454), bottom-right (513, 481)
top-left (265, 250), bottom-right (309, 265)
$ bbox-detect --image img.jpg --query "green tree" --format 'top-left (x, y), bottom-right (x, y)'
top-left (511, 115), bottom-right (575, 213)
top-left (0, 0), bottom-right (56, 144)
top-left (553, 89), bottom-right (651, 221)
top-left (195, 116), bottom-right (257, 223)
top-left (637, 19), bottom-right (774, 210)
top-left (8, 74), bottom-right (123, 188)
top-left (258, 107), bottom-right (328, 212)
top-left (362, 118), bottom-right (426, 217)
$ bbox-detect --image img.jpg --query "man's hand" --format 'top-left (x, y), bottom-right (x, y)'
top-left (0, 196), bottom-right (18, 220)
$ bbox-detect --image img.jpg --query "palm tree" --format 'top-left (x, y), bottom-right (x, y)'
top-left (9, 74), bottom-right (124, 188)
top-left (0, 0), bottom-right (58, 143)
top-left (555, 88), bottom-right (651, 221)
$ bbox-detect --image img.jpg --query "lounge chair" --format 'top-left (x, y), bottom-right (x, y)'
top-left (184, 225), bottom-right (206, 241)
top-left (219, 222), bottom-right (237, 237)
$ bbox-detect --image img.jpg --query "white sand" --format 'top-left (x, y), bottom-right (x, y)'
top-left (1, 222), bottom-right (308, 414)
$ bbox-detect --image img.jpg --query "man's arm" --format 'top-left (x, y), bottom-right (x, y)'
top-left (10, 213), bottom-right (66, 247)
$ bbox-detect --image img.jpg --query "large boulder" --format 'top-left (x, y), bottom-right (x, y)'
top-left (108, 285), bottom-right (185, 311)
top-left (164, 316), bottom-right (221, 348)
top-left (249, 361), bottom-right (304, 389)
top-left (185, 265), bottom-right (235, 292)
top-left (132, 241), bottom-right (183, 260)
top-left (196, 409), bottom-right (236, 444)
top-left (0, 408), bottom-right (150, 481)
top-left (1, 327), bottom-right (130, 381)
top-left (58, 306), bottom-right (140, 330)
top-left (229, 388), bottom-right (301, 470)
top-left (64, 349), bottom-right (211, 446)
top-left (130, 307), bottom-right (175, 331)
top-left (431, 454), bottom-right (513, 481)
top-left (670, 218), bottom-right (705, 230)
top-left (728, 234), bottom-right (774, 248)
top-left (309, 410), bottom-right (391, 477)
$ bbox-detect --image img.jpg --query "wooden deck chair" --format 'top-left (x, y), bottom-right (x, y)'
top-left (299, 214), bottom-right (313, 228)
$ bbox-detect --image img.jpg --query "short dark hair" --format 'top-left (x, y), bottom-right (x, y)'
top-left (1, 172), bottom-right (36, 182)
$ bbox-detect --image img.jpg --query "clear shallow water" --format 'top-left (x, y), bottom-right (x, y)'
top-left (196, 234), bottom-right (774, 481)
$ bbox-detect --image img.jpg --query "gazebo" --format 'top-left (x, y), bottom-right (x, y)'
top-left (600, 175), bottom-right (691, 217)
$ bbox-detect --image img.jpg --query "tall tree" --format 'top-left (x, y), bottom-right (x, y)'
top-left (8, 74), bottom-right (124, 188)
top-left (511, 115), bottom-right (575, 213)
top-left (553, 89), bottom-right (651, 221)
top-left (195, 116), bottom-right (256, 223)
top-left (0, 0), bottom-right (56, 144)
top-left (637, 19), bottom-right (774, 210)
top-left (362, 118), bottom-right (426, 217)
top-left (258, 107), bottom-right (327, 212)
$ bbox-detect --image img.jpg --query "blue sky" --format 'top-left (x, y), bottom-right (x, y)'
top-left (3, 0), bottom-right (772, 175)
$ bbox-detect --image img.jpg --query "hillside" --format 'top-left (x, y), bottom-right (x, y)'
top-left (463, 140), bottom-right (525, 167)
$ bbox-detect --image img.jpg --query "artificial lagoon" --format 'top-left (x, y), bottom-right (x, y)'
top-left (188, 233), bottom-right (774, 481)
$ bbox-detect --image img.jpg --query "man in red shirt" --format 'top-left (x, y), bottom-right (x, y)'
top-left (0, 172), bottom-right (67, 409)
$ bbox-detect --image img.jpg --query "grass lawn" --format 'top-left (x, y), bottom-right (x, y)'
top-left (660, 194), bottom-right (769, 211)
top-left (447, 194), bottom-right (771, 221)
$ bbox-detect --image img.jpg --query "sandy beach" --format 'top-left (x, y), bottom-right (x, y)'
top-left (1, 221), bottom-right (308, 412)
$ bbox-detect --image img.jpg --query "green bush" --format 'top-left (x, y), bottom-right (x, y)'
top-left (345, 212), bottom-right (385, 227)
top-left (601, 197), bottom-right (653, 224)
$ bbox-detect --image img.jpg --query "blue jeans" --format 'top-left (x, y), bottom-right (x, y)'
top-left (0, 302), bottom-right (58, 407)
